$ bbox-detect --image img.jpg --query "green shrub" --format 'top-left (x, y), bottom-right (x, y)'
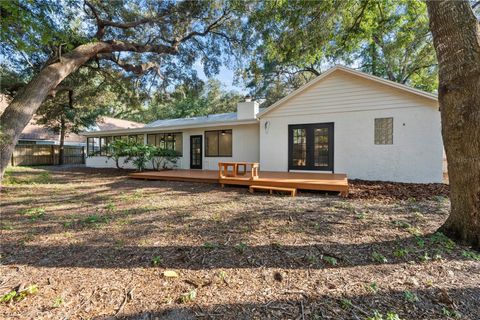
top-left (151, 148), bottom-right (180, 170)
top-left (108, 140), bottom-right (180, 172)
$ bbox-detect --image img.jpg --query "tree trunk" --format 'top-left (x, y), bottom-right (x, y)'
top-left (59, 116), bottom-right (66, 166)
top-left (426, 0), bottom-right (480, 249)
top-left (0, 40), bottom-right (178, 177)
top-left (0, 42), bottom-right (110, 176)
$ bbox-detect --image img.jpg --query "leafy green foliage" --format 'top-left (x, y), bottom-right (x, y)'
top-left (403, 290), bottom-right (419, 303)
top-left (462, 250), bottom-right (480, 261)
top-left (151, 148), bottom-right (181, 170)
top-left (108, 139), bottom-right (181, 171)
top-left (430, 232), bottom-right (456, 250)
top-left (368, 282), bottom-right (379, 294)
top-left (179, 289), bottom-right (197, 303)
top-left (129, 144), bottom-right (156, 172)
top-left (340, 298), bottom-right (353, 309)
top-left (393, 248), bottom-right (409, 258)
top-left (81, 214), bottom-right (109, 227)
top-left (322, 255), bottom-right (338, 266)
top-left (1, 285), bottom-right (38, 303)
top-left (441, 307), bottom-right (461, 318)
top-left (235, 242), bottom-right (248, 254)
top-left (21, 208), bottom-right (46, 221)
top-left (107, 139), bottom-right (137, 169)
top-left (140, 79), bottom-right (243, 123)
top-left (243, 0), bottom-right (438, 106)
top-left (367, 310), bottom-right (402, 320)
top-left (151, 256), bottom-right (162, 266)
top-left (372, 252), bottom-right (388, 263)
top-left (35, 69), bottom-right (114, 150)
top-left (52, 296), bottom-right (64, 308)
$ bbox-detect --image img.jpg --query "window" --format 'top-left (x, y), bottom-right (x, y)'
top-left (146, 132), bottom-right (183, 155)
top-left (17, 140), bottom-right (37, 145)
top-left (291, 128), bottom-right (306, 166)
top-left (205, 130), bottom-right (232, 157)
top-left (105, 136), bottom-right (113, 156)
top-left (87, 137), bottom-right (100, 156)
top-left (99, 137), bottom-right (107, 155)
top-left (374, 117), bottom-right (393, 145)
top-left (128, 134), bottom-right (144, 144)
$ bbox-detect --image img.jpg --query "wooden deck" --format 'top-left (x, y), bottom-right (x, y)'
top-left (129, 169), bottom-right (349, 196)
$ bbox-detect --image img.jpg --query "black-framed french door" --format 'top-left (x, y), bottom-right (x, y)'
top-left (190, 135), bottom-right (202, 169)
top-left (288, 122), bottom-right (334, 171)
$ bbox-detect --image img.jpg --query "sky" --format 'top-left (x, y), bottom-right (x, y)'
top-left (193, 60), bottom-right (247, 94)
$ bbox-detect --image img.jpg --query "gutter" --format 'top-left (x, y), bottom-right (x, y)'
top-left (81, 118), bottom-right (259, 137)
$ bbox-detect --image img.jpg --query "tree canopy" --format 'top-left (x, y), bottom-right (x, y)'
top-left (243, 0), bottom-right (438, 104)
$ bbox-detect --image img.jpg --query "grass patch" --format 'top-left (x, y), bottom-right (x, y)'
top-left (21, 207), bottom-right (46, 221)
top-left (4, 169), bottom-right (51, 185)
top-left (81, 214), bottom-right (109, 227)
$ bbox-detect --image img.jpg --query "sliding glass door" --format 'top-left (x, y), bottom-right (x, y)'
top-left (288, 123), bottom-right (334, 171)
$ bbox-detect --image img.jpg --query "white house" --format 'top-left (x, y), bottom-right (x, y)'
top-left (83, 66), bottom-right (444, 183)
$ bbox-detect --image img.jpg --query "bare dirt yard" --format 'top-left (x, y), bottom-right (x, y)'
top-left (0, 166), bottom-right (478, 320)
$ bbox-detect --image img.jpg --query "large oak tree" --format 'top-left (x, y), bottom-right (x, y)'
top-left (0, 0), bottom-right (241, 176)
top-left (426, 0), bottom-right (480, 248)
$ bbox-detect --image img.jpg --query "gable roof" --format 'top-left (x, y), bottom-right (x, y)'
top-left (258, 65), bottom-right (438, 118)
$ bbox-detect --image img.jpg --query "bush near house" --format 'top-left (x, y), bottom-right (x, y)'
top-left (107, 140), bottom-right (180, 171)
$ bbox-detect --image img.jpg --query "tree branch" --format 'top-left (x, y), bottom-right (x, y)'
top-left (100, 40), bottom-right (179, 55)
top-left (174, 9), bottom-right (231, 46)
top-left (84, 0), bottom-right (169, 39)
top-left (96, 53), bottom-right (158, 75)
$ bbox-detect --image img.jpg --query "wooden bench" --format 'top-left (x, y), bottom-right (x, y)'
top-left (218, 161), bottom-right (259, 180)
top-left (249, 185), bottom-right (297, 197)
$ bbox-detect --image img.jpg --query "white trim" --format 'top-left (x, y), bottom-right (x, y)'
top-left (258, 65), bottom-right (438, 118)
top-left (81, 119), bottom-right (259, 137)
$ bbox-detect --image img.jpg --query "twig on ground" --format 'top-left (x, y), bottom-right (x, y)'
top-left (300, 300), bottom-right (305, 320)
top-left (115, 287), bottom-right (134, 316)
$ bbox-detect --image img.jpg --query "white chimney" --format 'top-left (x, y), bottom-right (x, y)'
top-left (237, 96), bottom-right (259, 120)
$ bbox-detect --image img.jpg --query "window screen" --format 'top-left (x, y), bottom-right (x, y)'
top-left (374, 117), bottom-right (393, 145)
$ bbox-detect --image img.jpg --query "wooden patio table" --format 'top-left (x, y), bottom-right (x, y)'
top-left (218, 161), bottom-right (260, 180)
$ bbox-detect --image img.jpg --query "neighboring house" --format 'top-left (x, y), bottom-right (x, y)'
top-left (17, 116), bottom-right (144, 146)
top-left (1, 94), bottom-right (144, 147)
top-left (83, 65), bottom-right (444, 183)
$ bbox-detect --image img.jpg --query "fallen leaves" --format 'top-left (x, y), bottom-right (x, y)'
top-left (163, 270), bottom-right (179, 278)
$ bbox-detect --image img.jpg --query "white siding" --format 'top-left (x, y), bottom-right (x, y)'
top-left (260, 70), bottom-right (443, 183)
top-left (86, 123), bottom-right (260, 171)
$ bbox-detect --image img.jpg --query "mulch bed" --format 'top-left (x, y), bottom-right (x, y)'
top-left (349, 179), bottom-right (449, 201)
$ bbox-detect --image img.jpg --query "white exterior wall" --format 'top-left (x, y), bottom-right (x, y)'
top-left (85, 123), bottom-right (260, 171)
top-left (259, 71), bottom-right (443, 183)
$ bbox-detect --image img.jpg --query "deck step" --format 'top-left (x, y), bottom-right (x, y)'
top-left (249, 185), bottom-right (297, 197)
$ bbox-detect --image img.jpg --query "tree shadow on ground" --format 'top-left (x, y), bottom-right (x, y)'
top-left (1, 234), bottom-right (474, 270)
top-left (93, 287), bottom-right (479, 320)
